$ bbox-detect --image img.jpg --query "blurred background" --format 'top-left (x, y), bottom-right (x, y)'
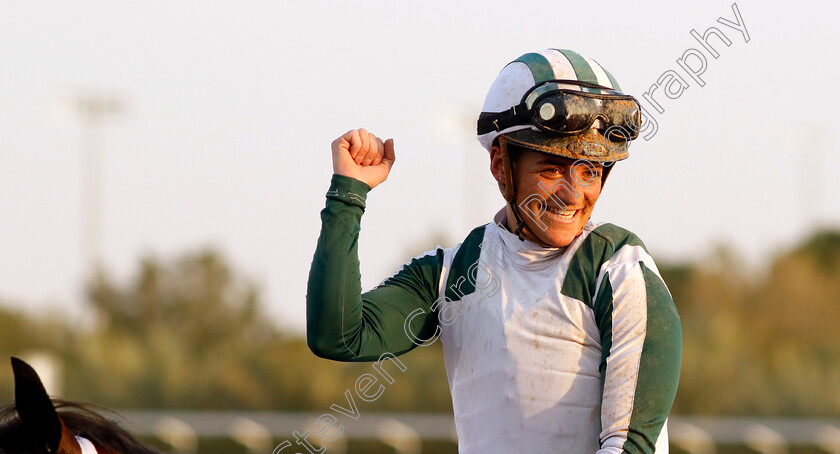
top-left (1, 0), bottom-right (838, 453)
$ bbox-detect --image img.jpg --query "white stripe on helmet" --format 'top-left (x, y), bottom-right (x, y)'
top-left (583, 56), bottom-right (614, 89)
top-left (539, 49), bottom-right (582, 90)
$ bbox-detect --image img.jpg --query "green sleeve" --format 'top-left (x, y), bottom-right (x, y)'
top-left (565, 224), bottom-right (681, 453)
top-left (306, 174), bottom-right (443, 362)
top-left (622, 263), bottom-right (682, 453)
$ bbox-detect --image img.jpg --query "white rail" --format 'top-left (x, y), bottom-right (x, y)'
top-left (109, 411), bottom-right (840, 453)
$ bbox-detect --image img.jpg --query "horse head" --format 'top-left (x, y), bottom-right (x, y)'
top-left (0, 358), bottom-right (155, 454)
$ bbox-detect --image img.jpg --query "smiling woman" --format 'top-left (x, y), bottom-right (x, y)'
top-left (306, 48), bottom-right (682, 454)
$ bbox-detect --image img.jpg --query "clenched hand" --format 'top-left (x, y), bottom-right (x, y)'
top-left (331, 128), bottom-right (395, 189)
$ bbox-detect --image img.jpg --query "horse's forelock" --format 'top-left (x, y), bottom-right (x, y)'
top-left (0, 401), bottom-right (160, 454)
top-left (53, 402), bottom-right (159, 454)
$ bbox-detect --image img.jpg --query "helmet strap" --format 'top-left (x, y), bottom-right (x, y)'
top-left (498, 136), bottom-right (532, 243)
top-left (601, 164), bottom-right (613, 187)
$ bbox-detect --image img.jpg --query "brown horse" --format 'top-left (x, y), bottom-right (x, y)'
top-left (0, 358), bottom-right (160, 454)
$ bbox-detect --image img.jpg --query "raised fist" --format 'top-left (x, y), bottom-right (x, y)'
top-left (331, 128), bottom-right (395, 189)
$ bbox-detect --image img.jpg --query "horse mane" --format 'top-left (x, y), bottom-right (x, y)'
top-left (0, 400), bottom-right (160, 454)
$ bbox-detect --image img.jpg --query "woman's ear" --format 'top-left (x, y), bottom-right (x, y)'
top-left (489, 144), bottom-right (505, 183)
top-left (490, 141), bottom-right (518, 202)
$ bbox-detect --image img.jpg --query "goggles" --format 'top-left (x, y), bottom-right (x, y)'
top-left (477, 80), bottom-right (642, 142)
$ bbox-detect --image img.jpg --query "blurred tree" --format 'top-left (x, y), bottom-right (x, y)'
top-left (67, 247), bottom-right (453, 412)
top-left (794, 230), bottom-right (840, 273)
top-left (746, 229), bottom-right (840, 415)
top-left (70, 249), bottom-right (279, 408)
top-left (5, 227), bottom-right (838, 416)
top-left (669, 228), bottom-right (840, 416)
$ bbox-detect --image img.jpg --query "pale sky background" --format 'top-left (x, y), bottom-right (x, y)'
top-left (1, 0), bottom-right (838, 334)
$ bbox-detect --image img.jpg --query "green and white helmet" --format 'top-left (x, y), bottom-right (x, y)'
top-left (477, 48), bottom-right (636, 163)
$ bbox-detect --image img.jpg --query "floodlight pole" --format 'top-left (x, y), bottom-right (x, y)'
top-left (791, 126), bottom-right (824, 229)
top-left (70, 93), bottom-right (124, 279)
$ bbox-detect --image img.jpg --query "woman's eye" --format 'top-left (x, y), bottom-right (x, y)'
top-left (576, 168), bottom-right (600, 180)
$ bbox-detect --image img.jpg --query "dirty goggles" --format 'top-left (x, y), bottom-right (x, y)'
top-left (477, 80), bottom-right (642, 141)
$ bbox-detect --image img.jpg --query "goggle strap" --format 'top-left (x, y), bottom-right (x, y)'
top-left (522, 79), bottom-right (620, 98)
top-left (477, 102), bottom-right (530, 135)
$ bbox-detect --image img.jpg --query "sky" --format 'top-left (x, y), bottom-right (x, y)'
top-left (1, 0), bottom-right (838, 333)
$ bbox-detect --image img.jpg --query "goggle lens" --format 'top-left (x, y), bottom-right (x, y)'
top-left (531, 92), bottom-right (641, 141)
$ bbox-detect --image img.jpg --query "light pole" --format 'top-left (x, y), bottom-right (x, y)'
top-left (787, 125), bottom-right (825, 231)
top-left (58, 91), bottom-right (125, 279)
